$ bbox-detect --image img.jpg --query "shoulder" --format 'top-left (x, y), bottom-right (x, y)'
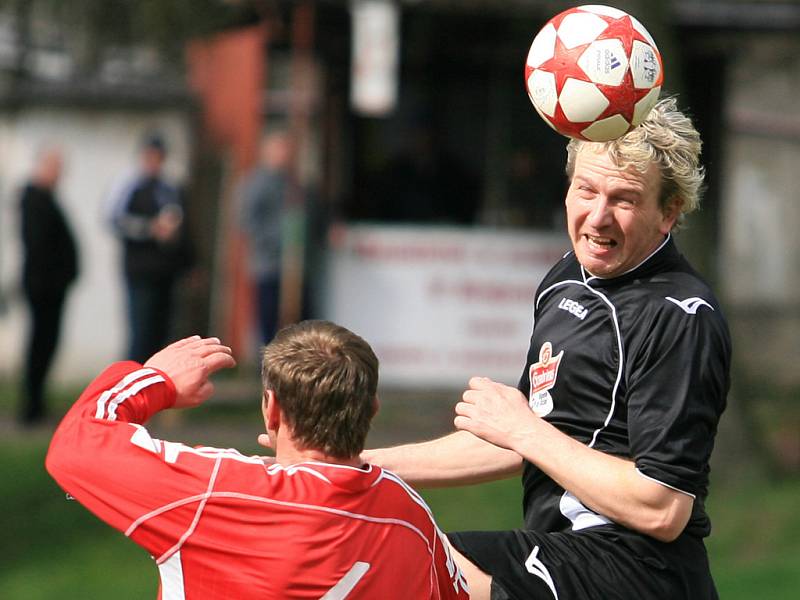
top-left (636, 264), bottom-right (725, 321)
top-left (109, 173), bottom-right (145, 202)
top-left (371, 468), bottom-right (440, 524)
top-left (619, 268), bottom-right (731, 356)
top-left (535, 252), bottom-right (582, 304)
top-left (20, 183), bottom-right (44, 204)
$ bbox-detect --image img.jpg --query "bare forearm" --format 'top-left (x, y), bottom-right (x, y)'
top-left (510, 419), bottom-right (691, 541)
top-left (456, 378), bottom-right (694, 541)
top-left (365, 431), bottom-right (523, 488)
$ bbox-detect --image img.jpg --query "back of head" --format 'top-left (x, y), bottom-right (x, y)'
top-left (261, 132), bottom-right (293, 171)
top-left (141, 131), bottom-right (167, 175)
top-left (565, 96), bottom-right (704, 230)
top-left (142, 131), bottom-right (167, 154)
top-left (261, 320), bottom-right (379, 459)
top-left (33, 146), bottom-right (63, 189)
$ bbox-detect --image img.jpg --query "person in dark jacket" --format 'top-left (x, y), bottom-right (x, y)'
top-left (239, 132), bottom-right (292, 345)
top-left (108, 133), bottom-right (193, 363)
top-left (19, 147), bottom-right (78, 425)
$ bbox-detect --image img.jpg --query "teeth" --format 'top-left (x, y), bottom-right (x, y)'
top-left (586, 234), bottom-right (613, 246)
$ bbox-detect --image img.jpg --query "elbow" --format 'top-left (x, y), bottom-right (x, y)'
top-left (45, 434), bottom-right (76, 489)
top-left (647, 519), bottom-right (684, 543)
top-left (642, 504), bottom-right (691, 543)
top-left (44, 442), bottom-right (65, 482)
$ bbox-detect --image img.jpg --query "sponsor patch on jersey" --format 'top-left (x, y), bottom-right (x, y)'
top-left (558, 297), bottom-right (588, 320)
top-left (528, 342), bottom-right (563, 417)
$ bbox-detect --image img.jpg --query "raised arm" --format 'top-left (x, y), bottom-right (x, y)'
top-left (46, 337), bottom-right (236, 557)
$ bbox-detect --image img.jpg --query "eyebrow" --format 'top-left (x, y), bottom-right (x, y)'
top-left (573, 175), bottom-right (595, 187)
top-left (573, 178), bottom-right (647, 206)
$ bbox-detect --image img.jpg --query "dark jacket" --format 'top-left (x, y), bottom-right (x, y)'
top-left (20, 183), bottom-right (78, 296)
top-left (110, 175), bottom-right (193, 281)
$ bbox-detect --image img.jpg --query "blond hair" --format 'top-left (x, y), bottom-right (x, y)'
top-left (565, 97), bottom-right (704, 229)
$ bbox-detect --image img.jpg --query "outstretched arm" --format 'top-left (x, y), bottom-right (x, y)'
top-left (363, 430), bottom-right (523, 488)
top-left (454, 377), bottom-right (693, 542)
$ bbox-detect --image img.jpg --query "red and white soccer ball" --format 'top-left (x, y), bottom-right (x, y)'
top-left (524, 4), bottom-right (663, 142)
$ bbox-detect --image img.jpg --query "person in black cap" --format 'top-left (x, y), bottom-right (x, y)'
top-left (108, 132), bottom-right (193, 363)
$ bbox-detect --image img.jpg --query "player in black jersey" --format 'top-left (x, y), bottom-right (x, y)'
top-left (366, 97), bottom-right (730, 599)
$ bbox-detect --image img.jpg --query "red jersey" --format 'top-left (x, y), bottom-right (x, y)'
top-left (46, 362), bottom-right (470, 600)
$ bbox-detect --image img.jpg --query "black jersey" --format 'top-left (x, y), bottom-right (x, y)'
top-left (517, 235), bottom-right (731, 539)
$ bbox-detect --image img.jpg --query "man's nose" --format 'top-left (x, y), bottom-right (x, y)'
top-left (586, 196), bottom-right (612, 228)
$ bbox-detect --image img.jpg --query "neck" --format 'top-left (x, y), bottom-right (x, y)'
top-left (32, 176), bottom-right (54, 190)
top-left (275, 446), bottom-right (363, 468)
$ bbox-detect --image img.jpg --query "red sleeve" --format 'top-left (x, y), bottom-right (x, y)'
top-left (45, 362), bottom-right (219, 560)
top-left (432, 525), bottom-right (470, 599)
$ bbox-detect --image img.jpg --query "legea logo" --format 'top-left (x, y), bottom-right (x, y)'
top-left (558, 297), bottom-right (588, 320)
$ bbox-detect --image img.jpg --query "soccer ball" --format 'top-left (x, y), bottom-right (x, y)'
top-left (524, 4), bottom-right (663, 142)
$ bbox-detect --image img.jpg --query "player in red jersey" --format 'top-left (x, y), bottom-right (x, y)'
top-left (46, 321), bottom-right (469, 599)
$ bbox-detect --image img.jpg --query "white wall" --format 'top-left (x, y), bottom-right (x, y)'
top-left (720, 36), bottom-right (800, 306)
top-left (0, 106), bottom-right (192, 382)
top-left (718, 35), bottom-right (800, 384)
top-left (324, 225), bottom-right (569, 387)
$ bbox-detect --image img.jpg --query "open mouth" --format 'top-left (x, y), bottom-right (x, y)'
top-left (584, 234), bottom-right (617, 249)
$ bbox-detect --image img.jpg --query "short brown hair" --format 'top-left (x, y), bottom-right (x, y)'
top-left (261, 320), bottom-right (379, 459)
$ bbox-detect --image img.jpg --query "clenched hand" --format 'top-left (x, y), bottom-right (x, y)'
top-left (454, 376), bottom-right (538, 452)
top-left (144, 336), bottom-right (236, 409)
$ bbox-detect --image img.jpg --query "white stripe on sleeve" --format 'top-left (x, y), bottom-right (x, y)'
top-left (94, 368), bottom-right (163, 420)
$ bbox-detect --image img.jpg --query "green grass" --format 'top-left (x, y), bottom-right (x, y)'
top-left (706, 477), bottom-right (800, 599)
top-left (2, 435), bottom-right (799, 598)
top-left (0, 398), bottom-right (800, 600)
top-left (0, 438), bottom-right (156, 599)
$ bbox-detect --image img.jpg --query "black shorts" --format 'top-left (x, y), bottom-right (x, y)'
top-left (448, 525), bottom-right (718, 600)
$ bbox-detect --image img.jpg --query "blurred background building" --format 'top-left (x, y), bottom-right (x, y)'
top-left (0, 0), bottom-right (797, 465)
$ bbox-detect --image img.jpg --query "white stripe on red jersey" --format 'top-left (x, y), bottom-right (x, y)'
top-left (47, 362), bottom-right (469, 599)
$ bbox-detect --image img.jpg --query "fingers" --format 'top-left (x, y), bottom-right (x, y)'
top-left (461, 389), bottom-right (483, 405)
top-left (167, 337), bottom-right (236, 372)
top-left (454, 400), bottom-right (475, 417)
top-left (453, 415), bottom-right (472, 432)
top-left (197, 380), bottom-right (215, 402)
top-left (468, 376), bottom-right (498, 391)
top-left (168, 335), bottom-right (203, 349)
top-left (181, 336), bottom-right (223, 352)
top-left (204, 351), bottom-right (237, 374)
top-left (257, 433), bottom-right (274, 450)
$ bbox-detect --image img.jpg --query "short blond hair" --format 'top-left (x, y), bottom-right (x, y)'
top-left (565, 97), bottom-right (704, 229)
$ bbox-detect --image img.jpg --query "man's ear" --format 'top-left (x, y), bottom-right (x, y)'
top-left (660, 196), bottom-right (683, 234)
top-left (371, 395), bottom-right (380, 419)
top-left (264, 389), bottom-right (281, 432)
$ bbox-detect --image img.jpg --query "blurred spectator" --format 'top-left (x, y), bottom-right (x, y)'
top-left (238, 131), bottom-right (294, 345)
top-left (108, 132), bottom-right (193, 363)
top-left (19, 146), bottom-right (79, 426)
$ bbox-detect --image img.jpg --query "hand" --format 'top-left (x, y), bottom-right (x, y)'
top-left (144, 336), bottom-right (236, 409)
top-left (360, 448), bottom-right (376, 466)
top-left (454, 377), bottom-right (537, 452)
top-left (256, 433), bottom-right (276, 465)
top-left (257, 432), bottom-right (274, 451)
top-left (151, 208), bottom-right (182, 242)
